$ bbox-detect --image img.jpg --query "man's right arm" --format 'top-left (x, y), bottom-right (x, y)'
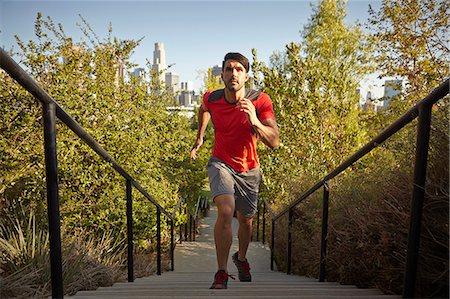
top-left (190, 103), bottom-right (210, 159)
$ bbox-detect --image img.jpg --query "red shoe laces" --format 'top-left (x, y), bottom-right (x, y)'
top-left (216, 271), bottom-right (236, 283)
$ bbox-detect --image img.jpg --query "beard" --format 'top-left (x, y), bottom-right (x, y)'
top-left (225, 79), bottom-right (245, 92)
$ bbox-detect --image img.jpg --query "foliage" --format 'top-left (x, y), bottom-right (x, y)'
top-left (368, 0), bottom-right (449, 110)
top-left (188, 66), bottom-right (218, 199)
top-left (253, 0), bottom-right (374, 208)
top-left (256, 0), bottom-right (448, 297)
top-left (1, 2), bottom-right (448, 297)
top-left (198, 67), bottom-right (224, 95)
top-left (0, 208), bottom-right (128, 297)
top-left (1, 12), bottom-right (205, 273)
top-left (0, 209), bottom-right (49, 276)
top-left (280, 113), bottom-right (448, 297)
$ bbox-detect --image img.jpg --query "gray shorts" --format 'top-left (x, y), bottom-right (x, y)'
top-left (207, 156), bottom-right (261, 217)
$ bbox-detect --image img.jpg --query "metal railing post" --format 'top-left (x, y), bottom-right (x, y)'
top-left (156, 208), bottom-right (162, 275)
top-left (271, 220), bottom-right (275, 271)
top-left (126, 179), bottom-right (134, 282)
top-left (287, 208), bottom-right (293, 274)
top-left (189, 214), bottom-right (193, 241)
top-left (193, 217), bottom-right (196, 241)
top-left (43, 102), bottom-right (63, 299)
top-left (403, 104), bottom-right (433, 298)
top-left (184, 206), bottom-right (188, 241)
top-left (262, 202), bottom-right (266, 244)
top-left (170, 220), bottom-right (174, 271)
top-left (256, 201), bottom-right (260, 242)
top-left (319, 182), bottom-right (330, 282)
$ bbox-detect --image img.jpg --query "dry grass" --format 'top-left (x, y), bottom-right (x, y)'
top-left (269, 109), bottom-right (449, 297)
top-left (0, 219), bottom-right (172, 298)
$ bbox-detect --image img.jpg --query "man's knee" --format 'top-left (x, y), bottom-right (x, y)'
top-left (215, 194), bottom-right (235, 219)
top-left (237, 212), bottom-right (253, 228)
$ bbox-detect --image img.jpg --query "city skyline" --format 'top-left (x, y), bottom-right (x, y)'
top-left (1, 1), bottom-right (383, 92)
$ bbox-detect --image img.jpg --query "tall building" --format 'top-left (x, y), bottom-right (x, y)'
top-left (359, 87), bottom-right (384, 112)
top-left (178, 81), bottom-right (196, 106)
top-left (131, 67), bottom-right (146, 80)
top-left (211, 65), bottom-right (222, 77)
top-left (211, 65), bottom-right (223, 85)
top-left (165, 72), bottom-right (180, 94)
top-left (180, 81), bottom-right (193, 91)
top-left (383, 79), bottom-right (402, 108)
top-left (152, 42), bottom-right (167, 85)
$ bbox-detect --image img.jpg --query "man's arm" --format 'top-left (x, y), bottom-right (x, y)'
top-left (190, 103), bottom-right (211, 159)
top-left (238, 98), bottom-right (280, 149)
top-left (253, 118), bottom-right (280, 149)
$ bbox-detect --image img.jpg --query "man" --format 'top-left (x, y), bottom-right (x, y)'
top-left (190, 52), bottom-right (279, 289)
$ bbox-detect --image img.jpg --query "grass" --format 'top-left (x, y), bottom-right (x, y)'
top-left (266, 135), bottom-right (448, 297)
top-left (0, 210), bottom-right (173, 298)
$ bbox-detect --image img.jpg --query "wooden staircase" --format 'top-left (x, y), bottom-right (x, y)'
top-left (70, 207), bottom-right (400, 298)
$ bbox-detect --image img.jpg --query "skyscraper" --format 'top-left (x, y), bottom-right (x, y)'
top-left (152, 42), bottom-right (167, 85)
top-left (165, 72), bottom-right (180, 93)
top-left (383, 79), bottom-right (402, 108)
top-left (211, 65), bottom-right (223, 85)
top-left (131, 67), bottom-right (146, 80)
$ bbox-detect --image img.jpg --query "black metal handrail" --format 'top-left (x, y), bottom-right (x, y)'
top-left (0, 48), bottom-right (199, 298)
top-left (255, 78), bottom-right (449, 298)
top-left (178, 196), bottom-right (209, 243)
top-left (253, 198), bottom-right (276, 270)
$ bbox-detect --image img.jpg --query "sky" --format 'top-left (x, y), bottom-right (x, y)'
top-left (1, 0), bottom-right (383, 93)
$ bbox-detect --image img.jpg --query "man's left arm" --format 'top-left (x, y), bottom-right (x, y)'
top-left (253, 118), bottom-right (280, 149)
top-left (238, 98), bottom-right (280, 149)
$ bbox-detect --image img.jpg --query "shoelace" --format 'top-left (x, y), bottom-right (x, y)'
top-left (216, 271), bottom-right (236, 282)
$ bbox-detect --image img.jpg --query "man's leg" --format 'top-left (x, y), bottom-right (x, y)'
top-left (236, 211), bottom-right (253, 261)
top-left (214, 194), bottom-right (235, 271)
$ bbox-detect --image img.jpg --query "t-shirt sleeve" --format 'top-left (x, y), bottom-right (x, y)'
top-left (257, 93), bottom-right (276, 121)
top-left (202, 91), bottom-right (211, 111)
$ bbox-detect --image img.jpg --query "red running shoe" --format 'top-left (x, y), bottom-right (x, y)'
top-left (232, 252), bottom-right (252, 282)
top-left (209, 270), bottom-right (235, 289)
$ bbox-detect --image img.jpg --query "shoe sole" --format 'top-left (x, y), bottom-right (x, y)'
top-left (210, 285), bottom-right (227, 289)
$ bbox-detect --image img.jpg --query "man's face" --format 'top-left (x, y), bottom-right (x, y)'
top-left (221, 60), bottom-right (249, 92)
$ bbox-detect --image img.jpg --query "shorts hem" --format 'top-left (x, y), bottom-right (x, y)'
top-left (211, 191), bottom-right (235, 202)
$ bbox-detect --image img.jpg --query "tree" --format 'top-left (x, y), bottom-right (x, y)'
top-left (199, 67), bottom-right (224, 94)
top-left (368, 1), bottom-right (449, 296)
top-left (1, 13), bottom-right (205, 245)
top-left (254, 0), bottom-right (373, 206)
top-left (368, 0), bottom-right (449, 108)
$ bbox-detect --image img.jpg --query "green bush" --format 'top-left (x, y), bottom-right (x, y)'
top-left (1, 13), bottom-right (207, 296)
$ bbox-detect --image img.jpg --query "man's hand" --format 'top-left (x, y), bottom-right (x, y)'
top-left (239, 98), bottom-right (280, 149)
top-left (238, 98), bottom-right (259, 126)
top-left (190, 138), bottom-right (203, 160)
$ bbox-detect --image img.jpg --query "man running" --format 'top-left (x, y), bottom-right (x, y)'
top-left (190, 52), bottom-right (279, 289)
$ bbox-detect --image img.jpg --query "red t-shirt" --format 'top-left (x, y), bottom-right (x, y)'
top-left (203, 89), bottom-right (276, 172)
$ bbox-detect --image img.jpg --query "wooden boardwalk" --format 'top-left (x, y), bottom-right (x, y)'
top-left (70, 206), bottom-right (400, 298)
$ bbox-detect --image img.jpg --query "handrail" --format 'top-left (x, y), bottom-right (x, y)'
top-left (183, 196), bottom-right (206, 242)
top-left (275, 78), bottom-right (449, 221)
top-left (257, 78), bottom-right (449, 298)
top-left (193, 196), bottom-right (201, 219)
top-left (263, 198), bottom-right (275, 219)
top-left (254, 198), bottom-right (275, 243)
top-left (171, 197), bottom-right (185, 219)
top-left (0, 48), bottom-right (196, 298)
top-left (0, 48), bottom-right (170, 216)
top-left (174, 196), bottom-right (208, 244)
